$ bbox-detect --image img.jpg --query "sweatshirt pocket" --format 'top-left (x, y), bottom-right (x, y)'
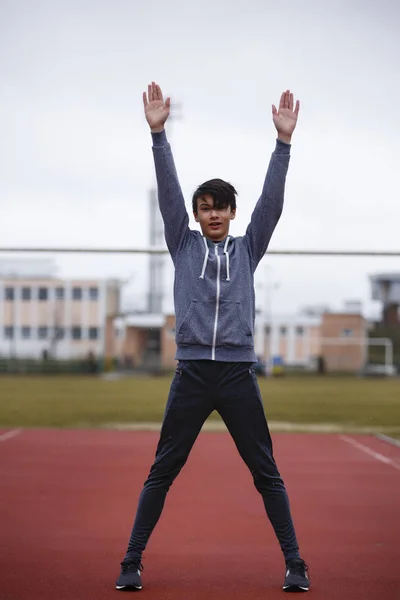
top-left (177, 301), bottom-right (215, 346)
top-left (218, 300), bottom-right (253, 348)
top-left (177, 300), bottom-right (253, 348)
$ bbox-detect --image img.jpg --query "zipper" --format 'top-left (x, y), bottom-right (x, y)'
top-left (211, 244), bottom-right (221, 360)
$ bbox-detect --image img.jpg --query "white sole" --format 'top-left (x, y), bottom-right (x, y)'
top-left (283, 585), bottom-right (309, 592)
top-left (116, 585), bottom-right (142, 590)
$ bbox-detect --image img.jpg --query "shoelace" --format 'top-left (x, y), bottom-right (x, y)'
top-left (287, 559), bottom-right (309, 576)
top-left (121, 560), bottom-right (144, 573)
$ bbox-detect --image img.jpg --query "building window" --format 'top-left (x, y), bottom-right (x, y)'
top-left (21, 326), bottom-right (31, 339)
top-left (4, 326), bottom-right (14, 339)
top-left (5, 287), bottom-right (14, 301)
top-left (55, 327), bottom-right (65, 340)
top-left (55, 287), bottom-right (64, 300)
top-left (22, 287), bottom-right (31, 301)
top-left (280, 326), bottom-right (287, 336)
top-left (296, 326), bottom-right (304, 336)
top-left (147, 329), bottom-right (161, 351)
top-left (89, 287), bottom-right (99, 301)
top-left (114, 326), bottom-right (123, 339)
top-left (72, 287), bottom-right (82, 300)
top-left (38, 326), bottom-right (48, 339)
top-left (38, 287), bottom-right (48, 301)
top-left (341, 328), bottom-right (353, 337)
top-left (89, 327), bottom-right (99, 340)
top-left (72, 326), bottom-right (82, 340)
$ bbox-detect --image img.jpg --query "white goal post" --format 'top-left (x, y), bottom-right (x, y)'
top-left (318, 337), bottom-right (394, 373)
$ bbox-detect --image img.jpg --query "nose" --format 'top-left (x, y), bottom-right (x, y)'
top-left (210, 209), bottom-right (219, 219)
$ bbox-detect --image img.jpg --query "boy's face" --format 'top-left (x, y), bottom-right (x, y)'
top-left (194, 195), bottom-right (236, 242)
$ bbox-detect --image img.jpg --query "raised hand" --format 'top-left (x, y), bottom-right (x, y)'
top-left (272, 90), bottom-right (300, 143)
top-left (143, 82), bottom-right (171, 132)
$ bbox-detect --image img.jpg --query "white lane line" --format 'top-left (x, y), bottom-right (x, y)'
top-left (376, 433), bottom-right (400, 449)
top-left (0, 428), bottom-right (22, 442)
top-left (340, 435), bottom-right (400, 472)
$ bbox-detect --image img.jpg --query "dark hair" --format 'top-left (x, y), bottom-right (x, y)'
top-left (192, 178), bottom-right (237, 214)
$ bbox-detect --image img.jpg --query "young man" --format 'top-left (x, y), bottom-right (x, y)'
top-left (116, 82), bottom-right (309, 593)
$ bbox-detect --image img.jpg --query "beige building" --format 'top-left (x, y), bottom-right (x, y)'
top-left (111, 309), bottom-right (368, 373)
top-left (262, 314), bottom-right (322, 367)
top-left (0, 259), bottom-right (120, 360)
top-left (262, 312), bottom-right (367, 372)
top-left (0, 259), bottom-right (370, 372)
top-left (112, 313), bottom-right (163, 369)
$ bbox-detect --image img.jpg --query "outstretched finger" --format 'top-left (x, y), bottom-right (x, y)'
top-left (272, 104), bottom-right (278, 116)
top-left (148, 84), bottom-right (152, 102)
top-left (143, 91), bottom-right (148, 108)
top-left (289, 93), bottom-right (294, 111)
top-left (165, 97), bottom-right (171, 109)
top-left (279, 92), bottom-right (285, 110)
top-left (294, 99), bottom-right (300, 115)
top-left (156, 84), bottom-right (163, 102)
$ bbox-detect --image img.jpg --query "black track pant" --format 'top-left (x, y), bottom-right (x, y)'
top-left (124, 360), bottom-right (300, 562)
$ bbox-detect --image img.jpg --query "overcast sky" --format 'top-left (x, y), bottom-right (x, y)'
top-left (1, 0), bottom-right (399, 316)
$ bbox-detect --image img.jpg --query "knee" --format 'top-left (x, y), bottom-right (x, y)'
top-left (145, 454), bottom-right (187, 491)
top-left (252, 468), bottom-right (285, 495)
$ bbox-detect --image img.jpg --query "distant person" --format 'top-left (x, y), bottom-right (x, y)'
top-left (116, 82), bottom-right (309, 593)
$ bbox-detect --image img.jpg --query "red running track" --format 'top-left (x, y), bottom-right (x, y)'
top-left (1, 428), bottom-right (400, 600)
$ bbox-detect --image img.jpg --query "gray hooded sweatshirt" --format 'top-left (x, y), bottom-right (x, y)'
top-left (152, 130), bottom-right (290, 363)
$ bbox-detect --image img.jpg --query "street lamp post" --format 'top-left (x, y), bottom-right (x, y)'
top-left (262, 266), bottom-right (280, 373)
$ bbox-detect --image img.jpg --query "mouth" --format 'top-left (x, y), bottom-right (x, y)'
top-left (209, 222), bottom-right (222, 230)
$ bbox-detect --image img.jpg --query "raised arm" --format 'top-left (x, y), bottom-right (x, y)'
top-left (245, 90), bottom-right (300, 268)
top-left (143, 82), bottom-right (189, 261)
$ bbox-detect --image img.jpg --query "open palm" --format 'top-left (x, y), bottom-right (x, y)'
top-left (143, 82), bottom-right (171, 132)
top-left (272, 90), bottom-right (300, 137)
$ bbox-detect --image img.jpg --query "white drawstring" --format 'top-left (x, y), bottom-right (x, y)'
top-left (199, 236), bottom-right (231, 280)
top-left (223, 236), bottom-right (231, 281)
top-left (199, 236), bottom-right (209, 279)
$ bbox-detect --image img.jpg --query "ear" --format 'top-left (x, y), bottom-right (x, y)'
top-left (230, 209), bottom-right (236, 221)
top-left (193, 211), bottom-right (199, 222)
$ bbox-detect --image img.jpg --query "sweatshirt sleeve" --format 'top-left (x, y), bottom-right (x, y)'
top-left (244, 139), bottom-right (290, 269)
top-left (151, 130), bottom-right (190, 261)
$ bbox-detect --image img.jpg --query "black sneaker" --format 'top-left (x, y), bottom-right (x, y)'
top-left (283, 558), bottom-right (309, 592)
top-left (116, 559), bottom-right (143, 591)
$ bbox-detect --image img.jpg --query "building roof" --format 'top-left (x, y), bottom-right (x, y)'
top-left (121, 313), bottom-right (165, 328)
top-left (370, 273), bottom-right (400, 282)
top-left (0, 258), bottom-right (56, 279)
top-left (262, 313), bottom-right (322, 327)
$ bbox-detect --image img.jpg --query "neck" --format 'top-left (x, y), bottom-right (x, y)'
top-left (204, 234), bottom-right (230, 243)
